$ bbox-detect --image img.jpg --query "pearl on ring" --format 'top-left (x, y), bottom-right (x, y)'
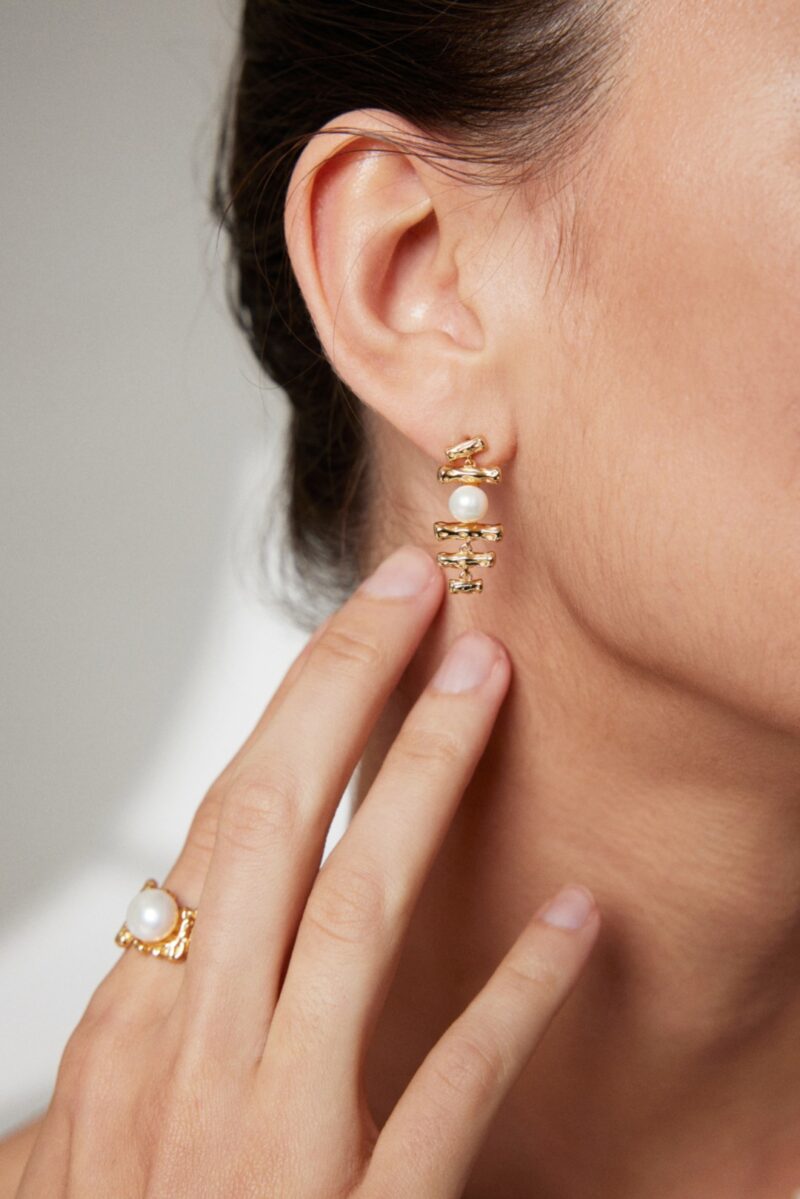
top-left (125, 887), bottom-right (180, 944)
top-left (448, 483), bottom-right (489, 522)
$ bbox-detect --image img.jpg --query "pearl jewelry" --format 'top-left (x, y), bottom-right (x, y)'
top-left (448, 483), bottom-right (488, 522)
top-left (125, 886), bottom-right (179, 943)
top-left (434, 437), bottom-right (503, 594)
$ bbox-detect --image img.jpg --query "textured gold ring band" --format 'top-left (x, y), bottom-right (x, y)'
top-left (114, 878), bottom-right (197, 963)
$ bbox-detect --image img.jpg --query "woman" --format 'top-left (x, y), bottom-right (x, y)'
top-left (4, 0), bottom-right (800, 1194)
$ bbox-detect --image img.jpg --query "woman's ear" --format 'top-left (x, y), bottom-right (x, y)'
top-left (283, 109), bottom-right (517, 465)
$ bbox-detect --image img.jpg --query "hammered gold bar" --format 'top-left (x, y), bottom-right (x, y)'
top-left (437, 550), bottom-right (496, 570)
top-left (445, 437), bottom-right (485, 461)
top-left (437, 464), bottom-right (501, 485)
top-left (434, 521), bottom-right (504, 542)
top-left (449, 577), bottom-right (483, 593)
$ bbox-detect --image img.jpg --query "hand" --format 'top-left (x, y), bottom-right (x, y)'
top-left (16, 544), bottom-right (601, 1199)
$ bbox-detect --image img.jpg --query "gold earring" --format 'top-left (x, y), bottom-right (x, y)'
top-left (434, 436), bottom-right (503, 593)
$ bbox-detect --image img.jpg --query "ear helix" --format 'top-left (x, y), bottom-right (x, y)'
top-left (433, 436), bottom-right (503, 594)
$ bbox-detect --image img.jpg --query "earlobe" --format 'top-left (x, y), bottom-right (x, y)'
top-left (283, 109), bottom-right (515, 466)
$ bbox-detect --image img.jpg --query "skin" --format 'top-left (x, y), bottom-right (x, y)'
top-left (277, 0), bottom-right (800, 1194)
top-left (2, 0), bottom-right (798, 1194)
top-left (1, 558), bottom-right (599, 1197)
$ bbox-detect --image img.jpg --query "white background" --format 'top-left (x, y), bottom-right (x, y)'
top-left (0, 0), bottom-right (350, 1136)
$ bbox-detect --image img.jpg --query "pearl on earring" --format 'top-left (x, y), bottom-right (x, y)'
top-left (448, 483), bottom-right (488, 522)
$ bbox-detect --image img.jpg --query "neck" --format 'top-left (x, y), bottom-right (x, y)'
top-left (356, 566), bottom-right (800, 1198)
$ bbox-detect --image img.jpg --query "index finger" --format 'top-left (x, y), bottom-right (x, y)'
top-left (177, 544), bottom-right (445, 1056)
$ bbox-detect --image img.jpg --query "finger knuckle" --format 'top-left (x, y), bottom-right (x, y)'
top-left (395, 726), bottom-right (463, 772)
top-left (182, 785), bottom-right (225, 869)
top-left (305, 863), bottom-right (386, 946)
top-left (314, 625), bottom-right (383, 677)
top-left (503, 950), bottom-right (563, 1002)
top-left (78, 967), bottom-right (144, 1034)
top-left (54, 1023), bottom-right (94, 1099)
top-left (218, 767), bottom-right (297, 857)
top-left (431, 1027), bottom-right (505, 1104)
top-left (79, 974), bottom-right (116, 1026)
top-left (55, 1014), bottom-right (130, 1116)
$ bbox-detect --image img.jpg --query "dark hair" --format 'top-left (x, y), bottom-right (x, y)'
top-left (211, 0), bottom-right (621, 623)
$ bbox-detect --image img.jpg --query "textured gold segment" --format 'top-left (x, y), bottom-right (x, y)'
top-left (445, 436), bottom-right (485, 460)
top-left (437, 464), bottom-right (501, 485)
top-left (437, 550), bottom-right (496, 570)
top-left (114, 878), bottom-right (197, 963)
top-left (434, 435), bottom-right (504, 595)
top-left (449, 577), bottom-right (483, 593)
top-left (434, 521), bottom-right (503, 542)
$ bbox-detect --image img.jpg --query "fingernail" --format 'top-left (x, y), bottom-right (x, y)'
top-left (360, 545), bottom-right (436, 598)
top-left (537, 884), bottom-right (595, 930)
top-left (430, 631), bottom-right (504, 694)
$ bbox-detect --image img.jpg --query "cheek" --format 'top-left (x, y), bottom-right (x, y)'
top-left (538, 388), bottom-right (800, 729)
top-left (534, 10), bottom-right (800, 729)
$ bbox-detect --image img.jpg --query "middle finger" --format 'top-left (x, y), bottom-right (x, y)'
top-left (262, 630), bottom-right (511, 1113)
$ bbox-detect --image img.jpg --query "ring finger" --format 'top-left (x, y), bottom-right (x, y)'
top-left (98, 607), bottom-right (333, 1018)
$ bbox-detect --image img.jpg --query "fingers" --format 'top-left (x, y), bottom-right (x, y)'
top-left (102, 614), bottom-right (333, 1013)
top-left (261, 631), bottom-right (510, 1108)
top-left (364, 886), bottom-right (600, 1199)
top-left (159, 611), bottom-right (333, 905)
top-left (177, 545), bottom-right (445, 1061)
